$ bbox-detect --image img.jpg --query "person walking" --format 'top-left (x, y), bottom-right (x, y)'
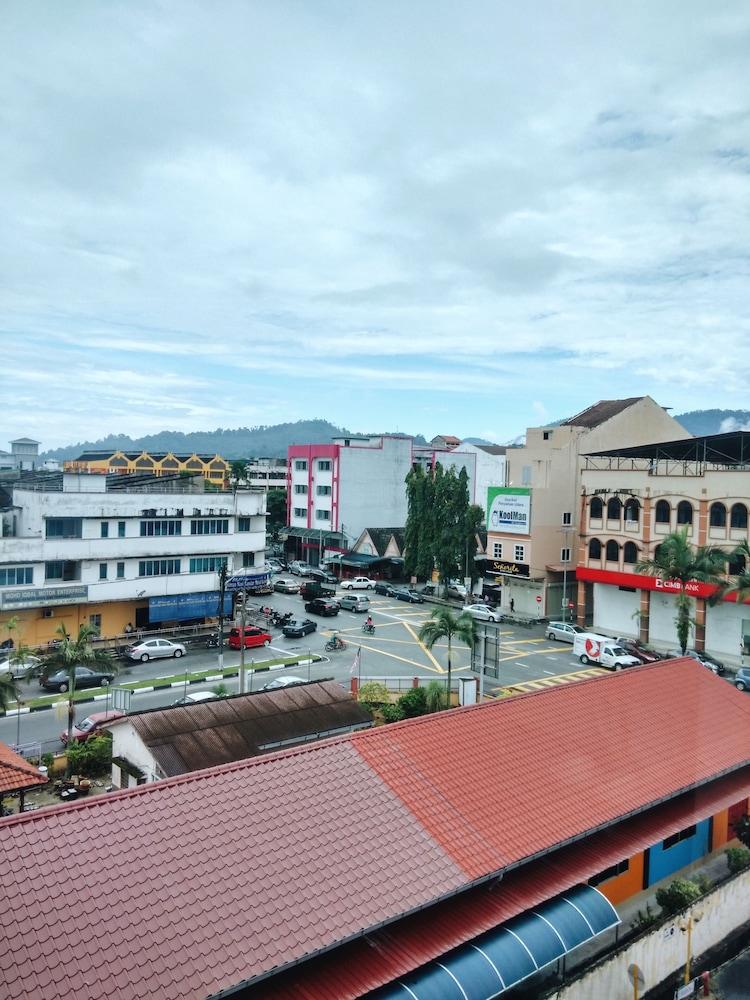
top-left (509, 598), bottom-right (515, 614)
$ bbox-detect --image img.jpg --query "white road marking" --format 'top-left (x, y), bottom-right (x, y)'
top-left (543, 670), bottom-right (555, 675)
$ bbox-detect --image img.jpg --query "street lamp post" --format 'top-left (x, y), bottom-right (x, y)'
top-left (679, 910), bottom-right (703, 985)
top-left (217, 563), bottom-right (228, 672)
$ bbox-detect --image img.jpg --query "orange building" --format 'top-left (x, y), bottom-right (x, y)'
top-left (64, 449), bottom-right (229, 485)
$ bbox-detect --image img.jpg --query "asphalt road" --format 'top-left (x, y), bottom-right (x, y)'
top-left (0, 590), bottom-right (602, 752)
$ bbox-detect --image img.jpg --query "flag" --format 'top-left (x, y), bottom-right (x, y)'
top-left (350, 646), bottom-right (361, 675)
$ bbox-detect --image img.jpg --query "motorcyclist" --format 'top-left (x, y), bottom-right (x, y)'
top-left (364, 615), bottom-right (374, 633)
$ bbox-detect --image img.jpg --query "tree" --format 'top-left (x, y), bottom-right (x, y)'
top-left (38, 624), bottom-right (117, 762)
top-left (266, 488), bottom-right (287, 543)
top-left (636, 530), bottom-right (728, 653)
top-left (425, 679), bottom-right (447, 713)
top-left (229, 459), bottom-right (248, 486)
top-left (418, 607), bottom-right (476, 708)
top-left (718, 539), bottom-right (750, 605)
top-left (464, 503), bottom-right (485, 589)
top-left (655, 877), bottom-right (704, 916)
top-left (0, 672), bottom-right (21, 713)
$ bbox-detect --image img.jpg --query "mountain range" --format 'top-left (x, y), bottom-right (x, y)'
top-left (37, 410), bottom-right (750, 461)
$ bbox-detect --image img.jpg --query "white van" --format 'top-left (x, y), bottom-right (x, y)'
top-left (572, 633), bottom-right (640, 671)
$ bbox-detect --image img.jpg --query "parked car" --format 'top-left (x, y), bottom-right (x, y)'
top-left (374, 581), bottom-right (395, 596)
top-left (418, 583), bottom-right (437, 597)
top-left (282, 618), bottom-right (317, 638)
top-left (274, 577), bottom-right (300, 594)
top-left (267, 559), bottom-right (284, 574)
top-left (227, 627), bottom-right (272, 650)
top-left (445, 583), bottom-right (468, 601)
top-left (261, 676), bottom-right (307, 691)
top-left (304, 598), bottom-right (340, 617)
top-left (0, 653), bottom-right (42, 680)
top-left (172, 691), bottom-right (217, 706)
top-left (546, 622), bottom-right (585, 643)
top-left (289, 560), bottom-right (312, 576)
top-left (340, 577), bottom-right (376, 591)
top-left (125, 638), bottom-right (187, 662)
top-left (614, 638), bottom-right (663, 663)
top-left (735, 668), bottom-right (750, 692)
top-left (572, 633), bottom-right (640, 670)
top-left (667, 649), bottom-right (726, 675)
top-left (307, 567), bottom-right (338, 585)
top-left (61, 710), bottom-right (125, 745)
top-left (465, 604), bottom-right (503, 623)
top-left (41, 665), bottom-right (115, 693)
top-left (339, 594), bottom-right (371, 612)
top-left (392, 587), bottom-right (425, 604)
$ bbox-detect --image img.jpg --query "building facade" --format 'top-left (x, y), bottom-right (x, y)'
top-left (576, 431), bottom-right (750, 666)
top-left (484, 397), bottom-right (690, 615)
top-left (64, 449), bottom-right (230, 485)
top-left (0, 473), bottom-right (265, 645)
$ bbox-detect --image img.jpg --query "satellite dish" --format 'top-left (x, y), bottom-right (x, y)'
top-left (627, 964), bottom-right (646, 990)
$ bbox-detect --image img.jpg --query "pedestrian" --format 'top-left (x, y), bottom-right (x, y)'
top-left (124, 622), bottom-right (134, 634)
top-left (510, 598), bottom-right (515, 613)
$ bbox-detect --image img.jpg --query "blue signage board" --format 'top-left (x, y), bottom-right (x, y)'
top-left (226, 571), bottom-right (271, 592)
top-left (149, 590), bottom-right (232, 623)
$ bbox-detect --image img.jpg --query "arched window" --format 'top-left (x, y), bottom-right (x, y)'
top-left (607, 497), bottom-right (622, 520)
top-left (655, 500), bottom-right (670, 524)
top-left (731, 503), bottom-right (748, 530)
top-left (623, 541), bottom-right (638, 564)
top-left (728, 553), bottom-right (747, 576)
top-left (654, 543), bottom-right (663, 560)
top-left (624, 498), bottom-right (640, 523)
top-left (710, 502), bottom-right (727, 528)
top-left (589, 497), bottom-right (603, 520)
top-left (588, 538), bottom-right (602, 560)
top-left (605, 540), bottom-right (620, 562)
top-left (676, 501), bottom-right (693, 525)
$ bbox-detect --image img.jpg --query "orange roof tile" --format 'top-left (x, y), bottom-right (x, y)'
top-left (0, 742), bottom-right (48, 794)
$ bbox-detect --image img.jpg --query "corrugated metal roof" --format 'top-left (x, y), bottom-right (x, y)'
top-left (561, 397), bottom-right (643, 428)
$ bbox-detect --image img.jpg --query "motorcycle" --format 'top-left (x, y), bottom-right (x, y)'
top-left (205, 632), bottom-right (223, 649)
top-left (362, 622), bottom-right (375, 635)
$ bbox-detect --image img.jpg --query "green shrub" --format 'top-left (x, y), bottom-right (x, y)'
top-left (425, 680), bottom-right (447, 713)
top-left (397, 686), bottom-right (428, 718)
top-left (655, 878), bottom-right (703, 916)
top-left (725, 846), bottom-right (750, 875)
top-left (66, 734), bottom-right (112, 778)
top-left (630, 903), bottom-right (658, 931)
top-left (358, 681), bottom-right (390, 705)
top-left (380, 703), bottom-right (406, 723)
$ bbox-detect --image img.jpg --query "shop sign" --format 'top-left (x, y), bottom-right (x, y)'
top-left (485, 559), bottom-right (530, 578)
top-left (149, 590), bottom-right (232, 623)
top-left (576, 565), bottom-right (750, 604)
top-left (0, 585), bottom-right (88, 609)
top-left (486, 487), bottom-right (531, 535)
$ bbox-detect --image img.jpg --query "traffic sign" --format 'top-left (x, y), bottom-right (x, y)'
top-left (535, 595), bottom-right (542, 603)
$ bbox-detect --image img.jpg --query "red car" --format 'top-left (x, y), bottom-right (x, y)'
top-left (61, 710), bottom-right (125, 745)
top-left (227, 627), bottom-right (272, 650)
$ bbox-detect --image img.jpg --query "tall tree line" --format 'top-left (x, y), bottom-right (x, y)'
top-left (404, 463), bottom-right (484, 588)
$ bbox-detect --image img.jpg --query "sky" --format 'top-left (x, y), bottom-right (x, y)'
top-left (2, 1), bottom-right (750, 450)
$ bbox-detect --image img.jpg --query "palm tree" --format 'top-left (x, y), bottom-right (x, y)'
top-left (719, 539), bottom-right (750, 605)
top-left (636, 529), bottom-right (729, 654)
top-left (418, 607), bottom-right (476, 708)
top-left (38, 624), bottom-right (118, 752)
top-left (0, 672), bottom-right (21, 713)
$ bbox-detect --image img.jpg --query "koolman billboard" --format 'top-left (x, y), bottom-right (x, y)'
top-left (486, 487), bottom-right (531, 535)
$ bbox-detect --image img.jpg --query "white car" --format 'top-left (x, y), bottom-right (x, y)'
top-left (289, 561), bottom-right (312, 576)
top-left (126, 638), bottom-right (187, 662)
top-left (465, 604), bottom-right (503, 623)
top-left (546, 622), bottom-right (584, 643)
top-left (340, 577), bottom-right (376, 591)
top-left (261, 675), bottom-right (308, 691)
top-left (0, 654), bottom-right (42, 680)
top-left (172, 690), bottom-right (217, 706)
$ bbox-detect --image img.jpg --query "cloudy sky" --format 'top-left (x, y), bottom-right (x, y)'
top-left (2, 1), bottom-right (749, 449)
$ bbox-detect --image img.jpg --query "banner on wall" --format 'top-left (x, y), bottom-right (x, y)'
top-left (486, 487), bottom-right (531, 535)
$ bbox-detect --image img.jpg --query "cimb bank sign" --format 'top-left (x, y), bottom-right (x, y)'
top-left (486, 488), bottom-right (531, 535)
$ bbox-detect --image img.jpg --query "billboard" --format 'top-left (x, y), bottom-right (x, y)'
top-left (486, 487), bottom-right (531, 535)
top-left (149, 590), bottom-right (232, 623)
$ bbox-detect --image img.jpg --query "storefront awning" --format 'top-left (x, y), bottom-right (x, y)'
top-left (373, 885), bottom-right (619, 1000)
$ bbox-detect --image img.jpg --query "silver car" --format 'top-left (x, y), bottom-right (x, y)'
top-left (465, 604), bottom-right (503, 623)
top-left (546, 622), bottom-right (584, 643)
top-left (126, 638), bottom-right (187, 662)
top-left (0, 654), bottom-right (42, 680)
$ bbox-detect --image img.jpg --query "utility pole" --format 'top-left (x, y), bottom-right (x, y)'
top-left (217, 562), bottom-right (228, 672)
top-left (238, 587), bottom-right (247, 693)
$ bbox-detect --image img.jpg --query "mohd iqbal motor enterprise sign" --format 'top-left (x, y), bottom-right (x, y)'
top-left (487, 487), bottom-right (531, 535)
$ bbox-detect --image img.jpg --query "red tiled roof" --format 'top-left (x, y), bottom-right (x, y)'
top-left (0, 742), bottom-right (48, 794)
top-left (1, 659), bottom-right (750, 1000)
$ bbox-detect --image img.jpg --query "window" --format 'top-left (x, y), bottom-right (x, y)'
top-left (294, 460), bottom-right (307, 471)
top-left (316, 485), bottom-right (332, 496)
top-left (493, 542), bottom-right (503, 558)
top-left (242, 552), bottom-right (255, 568)
top-left (710, 502), bottom-right (726, 528)
top-left (45, 517), bottom-right (82, 538)
top-left (521, 466), bottom-right (532, 486)
top-left (190, 519), bottom-right (229, 535)
top-left (676, 500), bottom-right (693, 525)
top-left (623, 541), bottom-right (638, 564)
top-left (588, 539), bottom-right (602, 560)
top-left (607, 497), bottom-right (622, 520)
top-left (294, 484), bottom-right (308, 495)
top-left (514, 545), bottom-right (524, 562)
top-left (663, 824), bottom-right (697, 850)
top-left (605, 540), bottom-right (620, 562)
top-left (99, 563), bottom-right (107, 580)
top-left (655, 500), bottom-right (671, 524)
top-left (0, 566), bottom-right (33, 586)
top-left (590, 859), bottom-right (629, 886)
top-left (116, 562), bottom-right (125, 579)
top-left (316, 509), bottom-right (331, 521)
top-left (543, 431), bottom-right (551, 441)
top-left (88, 614), bottom-right (101, 634)
top-left (562, 512), bottom-right (572, 526)
top-left (624, 498), bottom-right (640, 523)
top-left (589, 497), bottom-right (603, 520)
top-left (118, 521), bottom-right (126, 538)
top-left (140, 520), bottom-right (182, 536)
top-left (731, 503), bottom-right (748, 530)
top-left (238, 517), bottom-right (251, 532)
top-left (318, 460), bottom-right (331, 471)
top-left (293, 507), bottom-right (307, 518)
top-left (560, 548), bottom-right (571, 563)
top-left (100, 522), bottom-right (109, 538)
top-left (189, 557), bottom-right (228, 573)
top-left (45, 561), bottom-right (80, 581)
top-left (138, 559), bottom-right (181, 577)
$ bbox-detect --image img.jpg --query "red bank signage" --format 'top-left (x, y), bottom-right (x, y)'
top-left (575, 565), bottom-right (749, 604)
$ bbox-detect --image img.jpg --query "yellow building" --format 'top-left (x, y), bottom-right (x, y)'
top-left (64, 450), bottom-right (229, 485)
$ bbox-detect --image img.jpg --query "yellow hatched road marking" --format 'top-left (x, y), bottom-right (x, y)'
top-left (402, 620), bottom-right (443, 671)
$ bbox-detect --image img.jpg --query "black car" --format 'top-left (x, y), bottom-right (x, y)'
top-left (392, 587), bottom-right (425, 604)
top-left (282, 618), bottom-right (317, 638)
top-left (304, 598), bottom-right (340, 617)
top-left (374, 581), bottom-right (395, 596)
top-left (41, 665), bottom-right (115, 693)
top-left (307, 567), bottom-right (338, 585)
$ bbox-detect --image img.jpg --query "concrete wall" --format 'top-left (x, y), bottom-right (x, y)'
top-left (592, 583), bottom-right (640, 636)
top-left (111, 723), bottom-right (161, 783)
top-left (338, 437), bottom-right (411, 541)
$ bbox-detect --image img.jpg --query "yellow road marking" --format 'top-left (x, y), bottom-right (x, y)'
top-left (402, 620), bottom-right (443, 671)
top-left (355, 641), bottom-right (445, 673)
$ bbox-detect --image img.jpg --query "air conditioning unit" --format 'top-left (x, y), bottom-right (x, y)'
top-left (42, 609), bottom-right (55, 619)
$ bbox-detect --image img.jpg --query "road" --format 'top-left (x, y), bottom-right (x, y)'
top-left (0, 590), bottom-right (600, 752)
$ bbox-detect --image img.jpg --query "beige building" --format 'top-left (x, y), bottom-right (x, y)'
top-left (577, 430), bottom-right (750, 665)
top-left (485, 397), bottom-right (690, 616)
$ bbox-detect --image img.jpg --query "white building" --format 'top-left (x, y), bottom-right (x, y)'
top-left (0, 472), bottom-right (266, 646)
